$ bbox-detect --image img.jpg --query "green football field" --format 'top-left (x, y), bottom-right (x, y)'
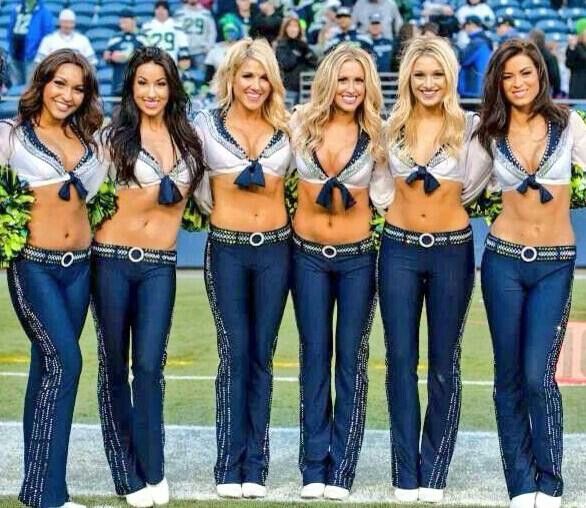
top-left (1, 271), bottom-right (585, 507)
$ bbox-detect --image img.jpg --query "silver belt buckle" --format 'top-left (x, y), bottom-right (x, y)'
top-left (322, 245), bottom-right (337, 258)
top-left (249, 232), bottom-right (265, 247)
top-left (418, 233), bottom-right (435, 248)
top-left (128, 247), bottom-right (145, 263)
top-left (60, 251), bottom-right (75, 268)
top-left (521, 246), bottom-right (538, 263)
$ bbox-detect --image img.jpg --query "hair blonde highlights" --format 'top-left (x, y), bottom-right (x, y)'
top-left (212, 38), bottom-right (289, 133)
top-left (387, 36), bottom-right (465, 159)
top-left (293, 43), bottom-right (384, 163)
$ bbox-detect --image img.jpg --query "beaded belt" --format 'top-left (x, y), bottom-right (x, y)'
top-left (20, 245), bottom-right (91, 267)
top-left (485, 234), bottom-right (576, 263)
top-left (208, 224), bottom-right (291, 246)
top-left (92, 242), bottom-right (177, 265)
top-left (383, 223), bottom-right (473, 248)
top-left (293, 233), bottom-right (374, 258)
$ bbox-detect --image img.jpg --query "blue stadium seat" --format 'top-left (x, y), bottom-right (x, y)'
top-left (521, 0), bottom-right (551, 8)
top-left (74, 13), bottom-right (95, 31)
top-left (96, 14), bottom-right (120, 29)
top-left (100, 0), bottom-right (132, 5)
top-left (97, 66), bottom-right (113, 83)
top-left (99, 82), bottom-right (112, 96)
top-left (72, 3), bottom-right (96, 16)
top-left (7, 84), bottom-right (26, 95)
top-left (134, 2), bottom-right (155, 16)
top-left (0, 39), bottom-right (8, 51)
top-left (536, 19), bottom-right (569, 32)
top-left (92, 38), bottom-right (108, 54)
top-left (0, 14), bottom-right (11, 28)
top-left (547, 32), bottom-right (569, 43)
top-left (0, 27), bottom-right (6, 39)
top-left (559, 7), bottom-right (586, 22)
top-left (85, 27), bottom-right (116, 41)
top-left (488, 0), bottom-right (520, 8)
top-left (99, 4), bottom-right (130, 17)
top-left (525, 7), bottom-right (559, 22)
top-left (515, 19), bottom-right (533, 32)
top-left (0, 101), bottom-right (18, 120)
top-left (44, 1), bottom-right (66, 16)
top-left (494, 6), bottom-right (526, 20)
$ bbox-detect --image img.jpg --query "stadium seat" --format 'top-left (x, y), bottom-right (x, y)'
top-left (0, 39), bottom-right (7, 51)
top-left (7, 84), bottom-right (26, 95)
top-left (44, 1), bottom-right (66, 16)
top-left (525, 7), bottom-right (559, 22)
top-left (96, 14), bottom-right (120, 29)
top-left (0, 14), bottom-right (11, 27)
top-left (0, 27), bottom-right (6, 40)
top-left (487, 0), bottom-right (520, 8)
top-left (515, 19), bottom-right (533, 32)
top-left (99, 82), bottom-right (112, 96)
top-left (521, 0), bottom-right (551, 8)
top-left (559, 7), bottom-right (586, 22)
top-left (536, 19), bottom-right (569, 33)
top-left (494, 6), bottom-right (526, 20)
top-left (92, 38), bottom-right (108, 54)
top-left (72, 3), bottom-right (97, 16)
top-left (547, 32), bottom-right (569, 43)
top-left (0, 101), bottom-right (18, 119)
top-left (74, 13), bottom-right (95, 31)
top-left (99, 3), bottom-right (130, 16)
top-left (97, 66), bottom-right (113, 83)
top-left (100, 0), bottom-right (132, 5)
top-left (85, 27), bottom-right (116, 41)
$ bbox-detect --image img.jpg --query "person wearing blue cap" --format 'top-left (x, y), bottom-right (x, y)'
top-left (366, 13), bottom-right (393, 72)
top-left (324, 7), bottom-right (373, 54)
top-left (457, 15), bottom-right (492, 98)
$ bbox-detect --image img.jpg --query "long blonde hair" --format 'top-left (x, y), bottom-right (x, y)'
top-left (294, 43), bottom-right (384, 163)
top-left (386, 36), bottom-right (465, 159)
top-left (212, 38), bottom-right (289, 133)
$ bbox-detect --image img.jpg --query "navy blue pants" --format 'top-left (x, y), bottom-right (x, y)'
top-left (204, 225), bottom-right (291, 486)
top-left (481, 234), bottom-right (576, 499)
top-left (378, 224), bottom-right (475, 490)
top-left (292, 234), bottom-right (376, 490)
top-left (7, 246), bottom-right (91, 508)
top-left (91, 243), bottom-right (177, 495)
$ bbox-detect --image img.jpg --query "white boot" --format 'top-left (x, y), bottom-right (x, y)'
top-left (242, 482), bottom-right (267, 498)
top-left (147, 478), bottom-right (169, 505)
top-left (324, 485), bottom-right (350, 500)
top-left (394, 488), bottom-right (419, 502)
top-left (300, 482), bottom-right (326, 499)
top-left (510, 492), bottom-right (537, 508)
top-left (419, 488), bottom-right (444, 503)
top-left (216, 483), bottom-right (242, 498)
top-left (535, 492), bottom-right (562, 508)
top-left (126, 486), bottom-right (154, 508)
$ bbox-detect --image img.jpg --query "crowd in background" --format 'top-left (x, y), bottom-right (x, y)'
top-left (0, 0), bottom-right (585, 105)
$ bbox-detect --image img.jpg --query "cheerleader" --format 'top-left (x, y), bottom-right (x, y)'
top-left (475, 39), bottom-right (586, 508)
top-left (91, 47), bottom-right (206, 507)
top-left (289, 43), bottom-right (390, 501)
top-left (378, 36), bottom-right (491, 503)
top-left (192, 38), bottom-right (292, 499)
top-left (0, 49), bottom-right (103, 508)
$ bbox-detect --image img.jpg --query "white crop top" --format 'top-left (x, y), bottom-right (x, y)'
top-left (386, 112), bottom-right (492, 206)
top-left (0, 119), bottom-right (105, 202)
top-left (484, 111), bottom-right (586, 203)
top-left (192, 108), bottom-right (292, 213)
top-left (292, 128), bottom-right (393, 212)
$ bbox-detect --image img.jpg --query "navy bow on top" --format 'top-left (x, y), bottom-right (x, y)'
top-left (58, 173), bottom-right (88, 201)
top-left (158, 174), bottom-right (184, 205)
top-left (517, 173), bottom-right (553, 203)
top-left (405, 165), bottom-right (441, 194)
top-left (316, 177), bottom-right (357, 210)
top-left (234, 160), bottom-right (266, 188)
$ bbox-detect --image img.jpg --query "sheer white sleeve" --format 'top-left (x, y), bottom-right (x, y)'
top-left (369, 159), bottom-right (395, 215)
top-left (570, 111), bottom-right (586, 168)
top-left (0, 120), bottom-right (14, 165)
top-left (192, 111), bottom-right (213, 214)
top-left (460, 114), bottom-right (493, 206)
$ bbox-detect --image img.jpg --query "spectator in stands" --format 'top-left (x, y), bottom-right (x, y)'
top-left (390, 21), bottom-right (418, 72)
top-left (529, 29), bottom-right (561, 97)
top-left (420, 21), bottom-right (439, 36)
top-left (324, 7), bottom-right (373, 53)
top-left (234, 0), bottom-right (255, 37)
top-left (422, 1), bottom-right (460, 38)
top-left (7, 0), bottom-right (54, 85)
top-left (367, 13), bottom-right (393, 72)
top-left (142, 0), bottom-right (190, 62)
top-left (456, 0), bottom-right (495, 29)
top-left (35, 9), bottom-right (97, 66)
top-left (457, 15), bottom-right (492, 98)
top-left (495, 15), bottom-right (518, 45)
top-left (566, 18), bottom-right (586, 100)
top-left (352, 0), bottom-right (403, 39)
top-left (103, 10), bottom-right (146, 96)
top-left (204, 14), bottom-right (244, 83)
top-left (0, 47), bottom-right (10, 92)
top-left (306, 0), bottom-right (341, 50)
top-left (250, 0), bottom-right (283, 45)
top-left (275, 14), bottom-right (317, 105)
top-left (175, 0), bottom-right (216, 84)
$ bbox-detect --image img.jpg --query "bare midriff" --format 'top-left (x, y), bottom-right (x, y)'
top-left (27, 183), bottom-right (92, 250)
top-left (94, 184), bottom-right (188, 250)
top-left (385, 178), bottom-right (469, 232)
top-left (491, 185), bottom-right (574, 246)
top-left (293, 181), bottom-right (371, 244)
top-left (209, 173), bottom-right (288, 232)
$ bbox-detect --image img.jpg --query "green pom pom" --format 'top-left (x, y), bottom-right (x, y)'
top-left (370, 210), bottom-right (385, 250)
top-left (570, 111), bottom-right (586, 209)
top-left (87, 177), bottom-right (118, 231)
top-left (0, 164), bottom-right (34, 268)
top-left (182, 196), bottom-right (209, 232)
top-left (285, 171), bottom-right (299, 218)
top-left (466, 187), bottom-right (503, 224)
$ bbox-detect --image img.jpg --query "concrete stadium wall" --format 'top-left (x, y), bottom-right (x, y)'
top-left (176, 209), bottom-right (586, 269)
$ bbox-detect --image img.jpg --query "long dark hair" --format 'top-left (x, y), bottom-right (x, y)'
top-left (476, 38), bottom-right (568, 156)
top-left (17, 49), bottom-right (102, 151)
top-left (105, 46), bottom-right (205, 195)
